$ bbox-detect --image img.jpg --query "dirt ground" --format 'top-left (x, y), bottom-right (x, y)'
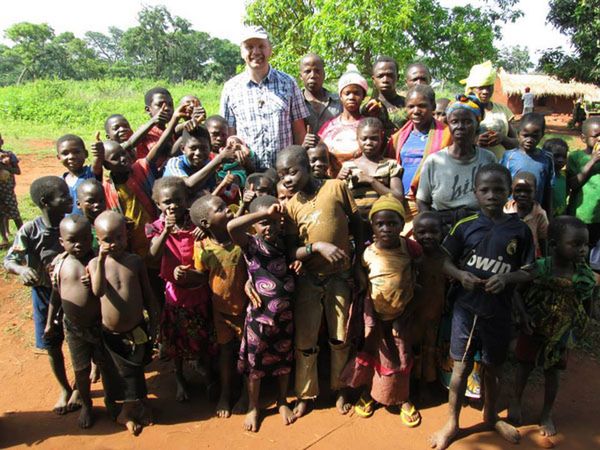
top-left (2, 132), bottom-right (600, 450)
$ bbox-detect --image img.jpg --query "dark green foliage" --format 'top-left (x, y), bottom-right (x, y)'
top-left (0, 5), bottom-right (241, 86)
top-left (538, 0), bottom-right (600, 83)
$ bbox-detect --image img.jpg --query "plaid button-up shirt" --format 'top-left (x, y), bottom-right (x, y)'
top-left (220, 66), bottom-right (309, 170)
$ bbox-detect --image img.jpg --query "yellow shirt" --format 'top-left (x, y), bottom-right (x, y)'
top-left (285, 179), bottom-right (358, 276)
top-left (193, 238), bottom-right (247, 316)
top-left (363, 238), bottom-right (418, 321)
top-left (116, 183), bottom-right (151, 258)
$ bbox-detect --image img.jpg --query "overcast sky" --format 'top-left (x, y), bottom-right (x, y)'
top-left (0, 0), bottom-right (571, 64)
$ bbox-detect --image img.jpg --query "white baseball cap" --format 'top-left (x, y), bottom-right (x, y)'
top-left (240, 25), bottom-right (269, 43)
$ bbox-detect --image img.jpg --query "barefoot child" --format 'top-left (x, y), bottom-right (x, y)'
top-left (433, 98), bottom-right (450, 125)
top-left (411, 212), bottom-right (446, 395)
top-left (146, 177), bottom-right (212, 402)
top-left (0, 133), bottom-right (23, 248)
top-left (510, 216), bottom-right (597, 438)
top-left (104, 110), bottom-right (170, 160)
top-left (190, 194), bottom-right (248, 418)
top-left (542, 138), bottom-right (569, 216)
top-left (567, 116), bottom-right (600, 248)
top-left (276, 145), bottom-right (365, 418)
top-left (56, 134), bottom-right (103, 215)
top-left (3, 176), bottom-right (79, 414)
top-left (135, 87), bottom-right (175, 165)
top-left (89, 211), bottom-right (160, 435)
top-left (46, 215), bottom-right (122, 428)
top-left (307, 142), bottom-right (331, 179)
top-left (163, 128), bottom-right (237, 197)
top-left (500, 113), bottom-right (554, 213)
top-left (228, 196), bottom-right (297, 432)
top-left (504, 171), bottom-right (549, 257)
top-left (341, 195), bottom-right (422, 426)
top-left (429, 164), bottom-right (534, 450)
top-left (338, 117), bottom-right (404, 220)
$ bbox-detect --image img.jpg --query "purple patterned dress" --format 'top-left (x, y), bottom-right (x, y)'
top-left (238, 235), bottom-right (294, 379)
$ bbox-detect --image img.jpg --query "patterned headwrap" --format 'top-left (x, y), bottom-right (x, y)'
top-left (446, 94), bottom-right (485, 123)
top-left (368, 194), bottom-right (406, 221)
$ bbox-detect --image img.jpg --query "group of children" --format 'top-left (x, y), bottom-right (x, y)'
top-left (1, 83), bottom-right (598, 448)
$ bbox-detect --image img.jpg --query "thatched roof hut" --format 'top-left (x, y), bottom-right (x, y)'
top-left (492, 68), bottom-right (600, 115)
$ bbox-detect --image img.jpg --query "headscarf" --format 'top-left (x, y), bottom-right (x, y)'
top-left (338, 64), bottom-right (369, 96)
top-left (446, 94), bottom-right (485, 123)
top-left (460, 60), bottom-right (497, 94)
top-left (368, 194), bottom-right (405, 221)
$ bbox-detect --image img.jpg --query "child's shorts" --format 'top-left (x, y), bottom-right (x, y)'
top-left (515, 332), bottom-right (568, 370)
top-left (450, 303), bottom-right (511, 366)
top-left (32, 286), bottom-right (63, 350)
top-left (212, 309), bottom-right (244, 345)
top-left (64, 317), bottom-right (105, 372)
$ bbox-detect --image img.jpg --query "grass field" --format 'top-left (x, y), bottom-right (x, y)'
top-left (0, 79), bottom-right (224, 156)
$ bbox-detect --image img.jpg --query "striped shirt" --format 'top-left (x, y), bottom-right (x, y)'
top-left (220, 66), bottom-right (309, 170)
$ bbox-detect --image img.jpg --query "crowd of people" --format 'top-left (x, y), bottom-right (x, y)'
top-left (1, 25), bottom-right (599, 448)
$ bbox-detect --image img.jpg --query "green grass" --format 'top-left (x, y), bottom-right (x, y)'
top-left (0, 79), bottom-right (224, 156)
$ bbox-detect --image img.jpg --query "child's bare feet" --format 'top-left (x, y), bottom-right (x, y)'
top-left (137, 401), bottom-right (152, 426)
top-left (494, 420), bottom-right (520, 443)
top-left (125, 420), bottom-right (142, 436)
top-left (278, 402), bottom-right (296, 426)
top-left (429, 421), bottom-right (458, 449)
top-left (53, 389), bottom-right (71, 415)
top-left (78, 404), bottom-right (94, 429)
top-left (90, 363), bottom-right (100, 383)
top-left (216, 395), bottom-right (231, 418)
top-left (336, 390), bottom-right (352, 415)
top-left (540, 413), bottom-right (556, 436)
top-left (176, 379), bottom-right (190, 402)
top-left (507, 398), bottom-right (522, 425)
top-left (66, 389), bottom-right (83, 412)
top-left (117, 404), bottom-right (141, 435)
top-left (293, 399), bottom-right (310, 419)
top-left (232, 393), bottom-right (248, 414)
top-left (243, 407), bottom-right (259, 432)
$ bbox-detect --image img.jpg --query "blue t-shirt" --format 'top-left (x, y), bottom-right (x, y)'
top-left (63, 165), bottom-right (98, 215)
top-left (442, 213), bottom-right (535, 319)
top-left (500, 148), bottom-right (554, 204)
top-left (399, 129), bottom-right (428, 195)
top-left (163, 155), bottom-right (216, 192)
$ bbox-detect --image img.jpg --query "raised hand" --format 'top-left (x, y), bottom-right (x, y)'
top-left (337, 166), bottom-right (352, 180)
top-left (91, 132), bottom-right (105, 160)
top-left (302, 125), bottom-right (320, 149)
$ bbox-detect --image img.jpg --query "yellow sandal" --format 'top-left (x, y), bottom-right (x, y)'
top-left (354, 396), bottom-right (375, 418)
top-left (400, 403), bottom-right (421, 427)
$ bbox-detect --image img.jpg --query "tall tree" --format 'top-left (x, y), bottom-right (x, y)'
top-left (497, 45), bottom-right (533, 73)
top-left (539, 0), bottom-right (600, 83)
top-left (4, 22), bottom-right (55, 82)
top-left (245, 0), bottom-right (520, 82)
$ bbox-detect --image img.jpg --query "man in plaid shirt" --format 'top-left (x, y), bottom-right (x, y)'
top-left (220, 26), bottom-right (309, 170)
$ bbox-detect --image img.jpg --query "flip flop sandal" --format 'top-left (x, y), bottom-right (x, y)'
top-left (400, 403), bottom-right (421, 427)
top-left (354, 396), bottom-right (375, 418)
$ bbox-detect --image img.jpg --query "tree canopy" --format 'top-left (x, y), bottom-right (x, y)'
top-left (538, 0), bottom-right (600, 84)
top-left (245, 0), bottom-right (522, 82)
top-left (0, 5), bottom-right (241, 86)
top-left (497, 45), bottom-right (533, 73)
